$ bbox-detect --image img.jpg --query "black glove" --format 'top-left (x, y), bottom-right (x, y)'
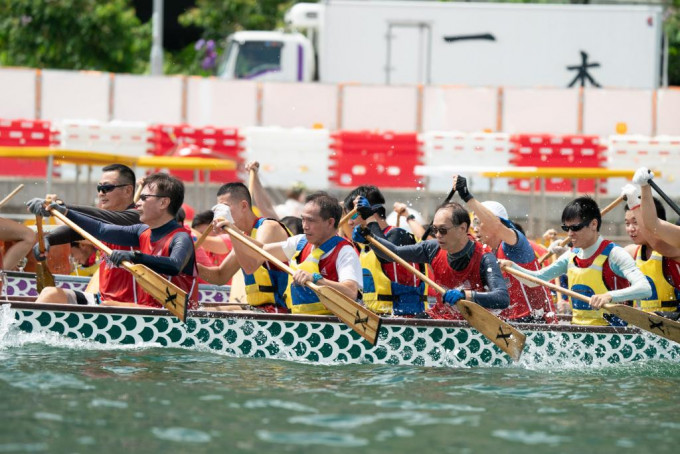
top-left (32, 237), bottom-right (50, 261)
top-left (109, 250), bottom-right (136, 267)
top-left (352, 225), bottom-right (371, 244)
top-left (26, 198), bottom-right (50, 217)
top-left (47, 202), bottom-right (67, 215)
top-left (455, 176), bottom-right (474, 203)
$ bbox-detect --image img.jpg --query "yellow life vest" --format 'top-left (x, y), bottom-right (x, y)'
top-left (360, 245), bottom-right (426, 315)
top-left (286, 236), bottom-right (345, 315)
top-left (243, 218), bottom-right (290, 308)
top-left (635, 246), bottom-right (678, 312)
top-left (567, 243), bottom-right (615, 326)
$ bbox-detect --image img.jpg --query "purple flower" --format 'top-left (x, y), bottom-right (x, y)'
top-left (206, 40), bottom-right (215, 52)
top-left (195, 39), bottom-right (205, 51)
top-left (21, 15), bottom-right (32, 26)
top-left (201, 56), bottom-right (214, 70)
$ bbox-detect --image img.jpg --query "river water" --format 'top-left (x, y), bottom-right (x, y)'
top-left (1, 318), bottom-right (679, 454)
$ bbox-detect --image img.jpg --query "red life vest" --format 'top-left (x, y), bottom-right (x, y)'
top-left (497, 245), bottom-right (556, 321)
top-left (99, 242), bottom-right (138, 303)
top-left (427, 241), bottom-right (487, 320)
top-left (136, 225), bottom-right (199, 310)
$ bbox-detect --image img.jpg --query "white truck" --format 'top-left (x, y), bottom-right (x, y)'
top-left (217, 1), bottom-right (665, 89)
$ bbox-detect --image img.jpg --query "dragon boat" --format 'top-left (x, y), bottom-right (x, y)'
top-left (2, 295), bottom-right (679, 368)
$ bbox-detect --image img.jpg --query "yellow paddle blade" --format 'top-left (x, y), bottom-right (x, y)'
top-left (126, 263), bottom-right (188, 322)
top-left (456, 300), bottom-right (526, 361)
top-left (35, 262), bottom-right (55, 293)
top-left (312, 284), bottom-right (382, 345)
top-left (605, 304), bottom-right (680, 345)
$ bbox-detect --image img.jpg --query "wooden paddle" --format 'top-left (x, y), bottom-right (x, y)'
top-left (48, 207), bottom-right (189, 322)
top-left (34, 215), bottom-right (55, 292)
top-left (504, 265), bottom-right (680, 344)
top-left (218, 222), bottom-right (381, 345)
top-left (194, 225), bottom-right (213, 249)
top-left (339, 208), bottom-right (358, 227)
top-left (538, 195), bottom-right (625, 264)
top-left (0, 184), bottom-right (25, 209)
top-left (364, 234), bottom-right (526, 361)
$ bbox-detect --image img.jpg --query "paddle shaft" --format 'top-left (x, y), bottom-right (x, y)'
top-left (36, 215), bottom-right (47, 255)
top-left (51, 210), bottom-right (114, 256)
top-left (133, 183), bottom-right (143, 203)
top-left (194, 225), bottom-right (213, 249)
top-left (504, 266), bottom-right (590, 304)
top-left (539, 195), bottom-right (625, 263)
top-left (339, 208), bottom-right (358, 227)
top-left (649, 180), bottom-right (680, 217)
top-left (366, 236), bottom-right (445, 294)
top-left (220, 223), bottom-right (295, 276)
top-left (0, 184), bottom-right (24, 209)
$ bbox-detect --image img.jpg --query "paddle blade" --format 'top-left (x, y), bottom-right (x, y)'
top-left (606, 304), bottom-right (680, 345)
top-left (312, 284), bottom-right (382, 345)
top-left (456, 300), bottom-right (526, 361)
top-left (126, 263), bottom-right (188, 322)
top-left (35, 261), bottom-right (55, 293)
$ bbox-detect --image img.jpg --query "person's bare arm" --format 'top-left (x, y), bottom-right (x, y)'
top-left (245, 161), bottom-right (279, 220)
top-left (197, 251), bottom-right (241, 285)
top-left (231, 220), bottom-right (289, 274)
top-left (640, 185), bottom-right (680, 249)
top-left (393, 202), bottom-right (425, 240)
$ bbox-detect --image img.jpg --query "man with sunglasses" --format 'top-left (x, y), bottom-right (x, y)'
top-left (35, 173), bottom-right (198, 309)
top-left (353, 202), bottom-right (509, 319)
top-left (500, 196), bottom-right (651, 326)
top-left (453, 175), bottom-right (555, 323)
top-left (27, 163), bottom-right (141, 305)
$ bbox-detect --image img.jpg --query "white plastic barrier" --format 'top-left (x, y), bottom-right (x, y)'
top-left (262, 82), bottom-right (338, 129)
top-left (57, 119), bottom-right (150, 156)
top-left (0, 68), bottom-right (36, 119)
top-left (606, 134), bottom-right (680, 196)
top-left (503, 88), bottom-right (579, 135)
top-left (422, 86), bottom-right (498, 133)
top-left (242, 126), bottom-right (331, 190)
top-left (419, 131), bottom-right (512, 192)
top-left (41, 70), bottom-right (110, 122)
top-left (186, 78), bottom-right (258, 128)
top-left (113, 74), bottom-right (182, 123)
top-left (656, 89), bottom-right (680, 136)
top-left (341, 85), bottom-right (418, 131)
top-left (583, 89), bottom-right (653, 137)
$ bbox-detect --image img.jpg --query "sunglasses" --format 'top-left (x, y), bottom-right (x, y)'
top-left (561, 219), bottom-right (592, 232)
top-left (431, 225), bottom-right (455, 236)
top-left (139, 194), bottom-right (169, 202)
top-left (96, 183), bottom-right (130, 194)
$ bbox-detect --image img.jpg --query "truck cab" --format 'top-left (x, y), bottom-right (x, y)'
top-left (217, 31), bottom-right (314, 82)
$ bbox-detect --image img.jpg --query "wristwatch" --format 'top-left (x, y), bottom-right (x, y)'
top-left (406, 214), bottom-right (416, 221)
top-left (312, 272), bottom-right (323, 284)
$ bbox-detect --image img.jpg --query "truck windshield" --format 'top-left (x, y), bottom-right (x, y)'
top-left (234, 41), bottom-right (283, 79)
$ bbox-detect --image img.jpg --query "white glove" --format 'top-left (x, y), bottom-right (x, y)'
top-left (548, 240), bottom-right (569, 257)
top-left (211, 203), bottom-right (234, 223)
top-left (620, 184), bottom-right (641, 210)
top-left (632, 167), bottom-right (654, 186)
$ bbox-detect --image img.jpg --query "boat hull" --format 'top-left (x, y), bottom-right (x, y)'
top-left (4, 302), bottom-right (679, 367)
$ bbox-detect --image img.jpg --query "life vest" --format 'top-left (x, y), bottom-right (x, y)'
top-left (243, 217), bottom-right (291, 309)
top-left (98, 242), bottom-right (138, 303)
top-left (360, 226), bottom-right (426, 315)
top-left (427, 241), bottom-right (487, 320)
top-left (286, 235), bottom-right (354, 315)
top-left (567, 241), bottom-right (627, 326)
top-left (634, 246), bottom-right (678, 312)
top-left (497, 244), bottom-right (555, 321)
top-left (137, 225), bottom-right (199, 310)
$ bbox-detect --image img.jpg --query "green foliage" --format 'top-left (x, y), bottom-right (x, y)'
top-left (667, 2), bottom-right (680, 86)
top-left (0, 0), bottom-right (151, 73)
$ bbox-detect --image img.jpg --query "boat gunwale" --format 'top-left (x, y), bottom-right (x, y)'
top-left (2, 299), bottom-right (652, 337)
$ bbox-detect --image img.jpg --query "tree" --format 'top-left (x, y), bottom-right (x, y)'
top-left (0, 0), bottom-right (151, 73)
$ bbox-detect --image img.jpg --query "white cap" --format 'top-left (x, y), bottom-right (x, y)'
top-left (481, 201), bottom-right (509, 220)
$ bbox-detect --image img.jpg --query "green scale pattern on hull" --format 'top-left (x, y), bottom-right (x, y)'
top-left (9, 307), bottom-right (680, 367)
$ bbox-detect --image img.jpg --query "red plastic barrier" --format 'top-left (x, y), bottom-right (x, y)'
top-left (509, 134), bottom-right (606, 193)
top-left (329, 131), bottom-right (422, 188)
top-left (147, 124), bottom-right (243, 183)
top-left (0, 119), bottom-right (57, 177)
